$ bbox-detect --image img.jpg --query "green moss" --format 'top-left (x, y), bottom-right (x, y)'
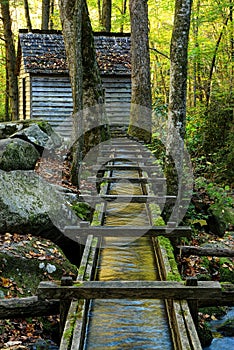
top-left (91, 203), bottom-right (104, 226)
top-left (128, 125), bottom-right (151, 143)
top-left (91, 237), bottom-right (98, 247)
top-left (78, 265), bottom-right (86, 276)
top-left (158, 236), bottom-right (182, 281)
top-left (0, 238), bottom-right (77, 298)
top-left (74, 282), bottom-right (83, 287)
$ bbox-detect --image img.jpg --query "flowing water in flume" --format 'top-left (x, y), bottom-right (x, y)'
top-left (84, 167), bottom-right (173, 349)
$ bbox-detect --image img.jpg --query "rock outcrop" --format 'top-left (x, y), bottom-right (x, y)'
top-left (11, 124), bottom-right (62, 154)
top-left (0, 170), bottom-right (82, 265)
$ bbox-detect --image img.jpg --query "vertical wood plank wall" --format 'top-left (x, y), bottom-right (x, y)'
top-left (18, 57), bottom-right (31, 120)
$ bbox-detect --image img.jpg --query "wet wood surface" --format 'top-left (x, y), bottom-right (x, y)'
top-left (38, 280), bottom-right (222, 301)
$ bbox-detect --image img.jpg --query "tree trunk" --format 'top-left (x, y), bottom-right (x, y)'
top-left (5, 61), bottom-right (9, 121)
top-left (101, 0), bottom-right (112, 32)
top-left (82, 1), bottom-right (107, 156)
top-left (0, 0), bottom-right (18, 120)
top-left (42, 0), bottom-right (50, 30)
top-left (50, 0), bottom-right (54, 29)
top-left (59, 0), bottom-right (108, 185)
top-left (120, 0), bottom-right (128, 32)
top-left (59, 0), bottom-right (83, 185)
top-left (128, 0), bottom-right (152, 143)
top-left (205, 15), bottom-right (230, 108)
top-left (98, 0), bottom-right (102, 25)
top-left (163, 0), bottom-right (192, 223)
top-left (23, 0), bottom-right (32, 31)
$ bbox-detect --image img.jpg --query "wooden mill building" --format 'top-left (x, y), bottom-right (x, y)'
top-left (17, 30), bottom-right (131, 137)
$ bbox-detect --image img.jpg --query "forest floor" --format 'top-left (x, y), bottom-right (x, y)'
top-left (0, 150), bottom-right (233, 349)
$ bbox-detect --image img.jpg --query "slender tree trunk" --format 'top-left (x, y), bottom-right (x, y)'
top-left (101, 0), bottom-right (112, 32)
top-left (205, 15), bottom-right (230, 108)
top-left (42, 0), bottom-right (50, 30)
top-left (230, 0), bottom-right (233, 78)
top-left (120, 0), bottom-right (128, 32)
top-left (50, 0), bottom-right (54, 29)
top-left (59, 0), bottom-right (83, 185)
top-left (5, 61), bottom-right (9, 121)
top-left (0, 0), bottom-right (18, 120)
top-left (98, 0), bottom-right (102, 25)
top-left (168, 0), bottom-right (192, 142)
top-left (23, 0), bottom-right (32, 31)
top-left (128, 0), bottom-right (152, 143)
top-left (164, 0), bottom-right (192, 223)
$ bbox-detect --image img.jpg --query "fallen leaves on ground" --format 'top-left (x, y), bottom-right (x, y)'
top-left (177, 231), bottom-right (234, 280)
top-left (0, 316), bottom-right (59, 349)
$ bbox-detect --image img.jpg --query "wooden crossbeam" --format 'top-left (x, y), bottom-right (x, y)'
top-left (97, 156), bottom-right (153, 164)
top-left (101, 143), bottom-right (140, 148)
top-left (199, 283), bottom-right (234, 307)
top-left (92, 164), bottom-right (160, 172)
top-left (88, 176), bottom-right (166, 184)
top-left (80, 194), bottom-right (175, 203)
top-left (177, 245), bottom-right (234, 257)
top-left (37, 280), bottom-right (222, 301)
top-left (99, 150), bottom-right (152, 156)
top-left (64, 225), bottom-right (192, 238)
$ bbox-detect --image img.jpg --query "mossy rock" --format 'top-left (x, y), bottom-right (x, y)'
top-left (208, 204), bottom-right (234, 237)
top-left (0, 235), bottom-right (77, 298)
top-left (217, 318), bottom-right (234, 336)
top-left (199, 306), bottom-right (227, 320)
top-left (0, 138), bottom-right (40, 171)
top-left (197, 323), bottom-right (213, 347)
top-left (201, 256), bottom-right (234, 283)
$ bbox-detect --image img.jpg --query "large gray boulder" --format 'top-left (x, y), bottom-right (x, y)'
top-left (0, 170), bottom-right (82, 265)
top-left (11, 124), bottom-right (62, 154)
top-left (0, 138), bottom-right (40, 171)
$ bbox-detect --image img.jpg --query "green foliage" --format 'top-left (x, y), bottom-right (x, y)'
top-left (196, 178), bottom-right (233, 210)
top-left (184, 202), bottom-right (209, 228)
top-left (71, 202), bottom-right (92, 221)
top-left (201, 256), bottom-right (234, 283)
top-left (87, 0), bottom-right (130, 32)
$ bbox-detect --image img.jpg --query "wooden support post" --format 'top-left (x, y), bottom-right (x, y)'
top-left (60, 276), bottom-right (73, 338)
top-left (185, 277), bottom-right (199, 329)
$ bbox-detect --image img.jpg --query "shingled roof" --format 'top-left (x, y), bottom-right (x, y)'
top-left (18, 30), bottom-right (131, 75)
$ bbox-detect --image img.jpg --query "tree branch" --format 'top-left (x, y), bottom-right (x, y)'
top-left (150, 47), bottom-right (169, 59)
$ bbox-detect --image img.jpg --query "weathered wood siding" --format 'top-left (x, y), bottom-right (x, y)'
top-left (18, 73), bottom-right (131, 138)
top-left (18, 57), bottom-right (31, 120)
top-left (102, 75), bottom-right (131, 129)
top-left (31, 75), bottom-right (73, 138)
